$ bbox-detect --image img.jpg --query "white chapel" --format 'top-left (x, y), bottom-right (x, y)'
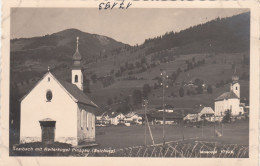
top-left (214, 70), bottom-right (244, 116)
top-left (20, 37), bottom-right (99, 146)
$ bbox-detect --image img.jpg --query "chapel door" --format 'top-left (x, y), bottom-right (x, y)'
top-left (39, 118), bottom-right (56, 144)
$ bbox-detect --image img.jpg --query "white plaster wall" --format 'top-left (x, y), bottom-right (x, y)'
top-left (77, 108), bottom-right (95, 142)
top-left (72, 70), bottom-right (83, 90)
top-left (227, 98), bottom-right (240, 115)
top-left (20, 73), bottom-right (78, 142)
top-left (215, 99), bottom-right (240, 116)
top-left (215, 100), bottom-right (225, 116)
top-left (231, 83), bottom-right (240, 98)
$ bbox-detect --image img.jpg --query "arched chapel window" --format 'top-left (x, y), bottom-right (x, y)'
top-left (236, 87), bottom-right (238, 90)
top-left (81, 110), bottom-right (84, 129)
top-left (46, 90), bottom-right (52, 101)
top-left (75, 75), bottom-right (78, 83)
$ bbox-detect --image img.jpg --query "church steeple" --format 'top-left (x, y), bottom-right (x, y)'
top-left (72, 36), bottom-right (82, 69)
top-left (72, 36), bottom-right (83, 91)
top-left (232, 67), bottom-right (239, 83)
top-left (230, 67), bottom-right (240, 98)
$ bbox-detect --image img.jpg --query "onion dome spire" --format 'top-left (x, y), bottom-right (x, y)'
top-left (232, 66), bottom-right (239, 83)
top-left (72, 36), bottom-right (82, 69)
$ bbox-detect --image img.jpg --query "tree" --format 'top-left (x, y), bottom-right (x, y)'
top-left (194, 78), bottom-right (204, 86)
top-left (187, 89), bottom-right (191, 96)
top-left (91, 74), bottom-right (97, 83)
top-left (179, 87), bottom-right (184, 97)
top-left (154, 83), bottom-right (158, 89)
top-left (220, 80), bottom-right (224, 87)
top-left (141, 57), bottom-right (147, 64)
top-left (84, 79), bottom-right (91, 93)
top-left (192, 57), bottom-right (196, 63)
top-left (143, 84), bottom-right (151, 99)
top-left (222, 109), bottom-right (231, 123)
top-left (132, 89), bottom-right (142, 105)
top-left (107, 97), bottom-right (113, 106)
top-left (196, 84), bottom-right (203, 94)
top-left (207, 85), bottom-right (213, 94)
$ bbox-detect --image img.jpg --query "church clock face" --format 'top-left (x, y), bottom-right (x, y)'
top-left (46, 90), bottom-right (53, 101)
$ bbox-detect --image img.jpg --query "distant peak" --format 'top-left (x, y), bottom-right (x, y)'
top-left (53, 28), bottom-right (87, 36)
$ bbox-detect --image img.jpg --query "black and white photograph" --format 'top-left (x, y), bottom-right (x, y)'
top-left (1, 2), bottom-right (258, 163)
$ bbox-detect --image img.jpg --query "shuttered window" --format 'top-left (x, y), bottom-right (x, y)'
top-left (80, 110), bottom-right (84, 129)
top-left (92, 114), bottom-right (95, 128)
top-left (86, 112), bottom-right (89, 128)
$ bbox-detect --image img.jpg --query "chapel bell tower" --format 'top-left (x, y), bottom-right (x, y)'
top-left (72, 36), bottom-right (83, 91)
top-left (230, 67), bottom-right (240, 98)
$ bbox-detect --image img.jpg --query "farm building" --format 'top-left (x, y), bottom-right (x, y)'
top-left (149, 111), bottom-right (183, 125)
top-left (214, 70), bottom-right (244, 116)
top-left (20, 37), bottom-right (99, 146)
top-left (184, 107), bottom-right (214, 122)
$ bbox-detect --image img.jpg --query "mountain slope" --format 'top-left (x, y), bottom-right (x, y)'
top-left (11, 28), bottom-right (127, 70)
top-left (143, 12), bottom-right (250, 55)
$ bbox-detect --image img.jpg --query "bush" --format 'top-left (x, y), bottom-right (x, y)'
top-left (179, 87), bottom-right (184, 97)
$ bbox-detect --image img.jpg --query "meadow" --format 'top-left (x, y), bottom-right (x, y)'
top-left (95, 119), bottom-right (249, 149)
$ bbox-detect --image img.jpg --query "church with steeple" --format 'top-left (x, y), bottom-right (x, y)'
top-left (20, 37), bottom-right (99, 146)
top-left (214, 69), bottom-right (244, 117)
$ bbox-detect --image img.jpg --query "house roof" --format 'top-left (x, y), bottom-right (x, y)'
top-left (156, 104), bottom-right (174, 110)
top-left (200, 107), bottom-right (214, 114)
top-left (215, 91), bottom-right (239, 101)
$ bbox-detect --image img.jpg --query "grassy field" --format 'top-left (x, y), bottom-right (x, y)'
top-left (95, 120), bottom-right (249, 149)
top-left (10, 120), bottom-right (249, 157)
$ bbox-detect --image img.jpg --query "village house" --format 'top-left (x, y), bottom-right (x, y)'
top-left (156, 105), bottom-right (174, 113)
top-left (110, 112), bottom-right (125, 125)
top-left (20, 37), bottom-right (99, 146)
top-left (96, 112), bottom-right (110, 126)
top-left (214, 70), bottom-right (244, 117)
top-left (149, 106), bottom-right (183, 125)
top-left (124, 112), bottom-right (142, 125)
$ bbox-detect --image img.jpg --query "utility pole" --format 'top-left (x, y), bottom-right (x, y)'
top-left (143, 100), bottom-right (148, 146)
top-left (201, 118), bottom-right (204, 138)
top-left (221, 123), bottom-right (223, 136)
top-left (143, 99), bottom-right (155, 146)
top-left (160, 70), bottom-right (168, 154)
top-left (214, 114), bottom-right (216, 137)
top-left (182, 110), bottom-right (184, 141)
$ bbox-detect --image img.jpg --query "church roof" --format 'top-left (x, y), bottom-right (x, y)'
top-left (215, 91), bottom-right (239, 101)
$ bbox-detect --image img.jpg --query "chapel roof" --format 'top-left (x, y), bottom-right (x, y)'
top-left (20, 72), bottom-right (98, 109)
top-left (215, 91), bottom-right (239, 101)
top-left (58, 79), bottom-right (98, 108)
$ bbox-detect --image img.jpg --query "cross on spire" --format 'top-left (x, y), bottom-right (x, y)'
top-left (76, 36), bottom-right (79, 52)
top-left (48, 66), bottom-right (50, 72)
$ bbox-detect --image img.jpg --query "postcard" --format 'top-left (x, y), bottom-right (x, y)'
top-left (1, 0), bottom-right (259, 165)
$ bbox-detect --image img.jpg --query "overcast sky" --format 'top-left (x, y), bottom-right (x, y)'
top-left (11, 8), bottom-right (249, 45)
